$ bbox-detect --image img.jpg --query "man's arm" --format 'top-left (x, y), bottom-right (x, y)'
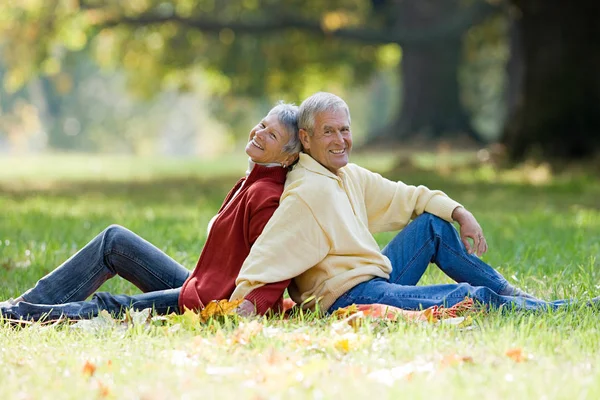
top-left (231, 195), bottom-right (329, 312)
top-left (354, 165), bottom-right (461, 232)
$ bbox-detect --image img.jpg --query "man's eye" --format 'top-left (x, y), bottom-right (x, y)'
top-left (270, 133), bottom-right (276, 140)
top-left (259, 124), bottom-right (265, 129)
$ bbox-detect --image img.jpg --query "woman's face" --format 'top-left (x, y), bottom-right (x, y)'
top-left (245, 112), bottom-right (294, 165)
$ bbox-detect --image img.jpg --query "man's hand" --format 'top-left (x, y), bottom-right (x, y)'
top-left (451, 207), bottom-right (488, 257)
top-left (235, 299), bottom-right (257, 317)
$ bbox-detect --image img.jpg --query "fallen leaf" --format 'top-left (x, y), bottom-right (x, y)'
top-left (72, 310), bottom-right (118, 332)
top-left (200, 299), bottom-right (244, 322)
top-left (124, 308), bottom-right (152, 326)
top-left (97, 381), bottom-right (110, 398)
top-left (440, 354), bottom-right (474, 368)
top-left (506, 348), bottom-right (527, 363)
top-left (82, 361), bottom-right (96, 377)
top-left (231, 320), bottom-right (263, 345)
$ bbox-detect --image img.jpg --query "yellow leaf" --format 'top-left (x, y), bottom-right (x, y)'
top-left (334, 338), bottom-right (351, 353)
top-left (332, 304), bottom-right (358, 319)
top-left (200, 299), bottom-right (244, 322)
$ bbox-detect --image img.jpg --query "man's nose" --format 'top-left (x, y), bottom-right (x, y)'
top-left (332, 130), bottom-right (344, 143)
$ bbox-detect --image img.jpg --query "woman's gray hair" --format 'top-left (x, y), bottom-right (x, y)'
top-left (268, 101), bottom-right (301, 154)
top-left (298, 92), bottom-right (351, 135)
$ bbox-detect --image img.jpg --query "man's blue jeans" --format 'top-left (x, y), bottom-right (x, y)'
top-left (328, 213), bottom-right (571, 313)
top-left (1, 225), bottom-right (190, 321)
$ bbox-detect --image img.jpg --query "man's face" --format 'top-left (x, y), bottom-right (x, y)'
top-left (300, 109), bottom-right (352, 174)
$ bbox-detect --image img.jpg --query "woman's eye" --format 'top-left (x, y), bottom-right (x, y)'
top-left (270, 133), bottom-right (276, 140)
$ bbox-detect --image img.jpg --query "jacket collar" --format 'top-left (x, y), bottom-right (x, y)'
top-left (297, 152), bottom-right (343, 181)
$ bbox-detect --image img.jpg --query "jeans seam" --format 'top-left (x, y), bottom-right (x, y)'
top-left (104, 248), bottom-right (178, 289)
top-left (390, 238), bottom-right (433, 285)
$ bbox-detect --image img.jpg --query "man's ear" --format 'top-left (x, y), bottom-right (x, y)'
top-left (299, 128), bottom-right (310, 151)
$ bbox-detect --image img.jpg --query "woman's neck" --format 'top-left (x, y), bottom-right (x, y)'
top-left (246, 159), bottom-right (282, 176)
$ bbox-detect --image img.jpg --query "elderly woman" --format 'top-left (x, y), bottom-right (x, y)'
top-left (1, 102), bottom-right (300, 321)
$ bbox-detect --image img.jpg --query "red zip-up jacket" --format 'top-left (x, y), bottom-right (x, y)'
top-left (178, 164), bottom-right (290, 315)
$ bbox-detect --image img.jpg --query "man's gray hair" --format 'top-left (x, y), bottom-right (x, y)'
top-left (268, 101), bottom-right (301, 154)
top-left (298, 92), bottom-right (351, 135)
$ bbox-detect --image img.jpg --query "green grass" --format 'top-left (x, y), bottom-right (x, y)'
top-left (1, 152), bottom-right (599, 399)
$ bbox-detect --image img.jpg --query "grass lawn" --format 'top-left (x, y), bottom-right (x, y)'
top-left (1, 152), bottom-right (599, 399)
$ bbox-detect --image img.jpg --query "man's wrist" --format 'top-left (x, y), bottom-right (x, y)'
top-left (451, 206), bottom-right (470, 223)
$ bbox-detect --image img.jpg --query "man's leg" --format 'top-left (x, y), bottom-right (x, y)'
top-left (327, 278), bottom-right (569, 313)
top-left (2, 288), bottom-right (182, 322)
top-left (20, 225), bottom-right (190, 305)
top-left (382, 213), bottom-right (522, 296)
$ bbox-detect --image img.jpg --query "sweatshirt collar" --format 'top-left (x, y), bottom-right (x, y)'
top-left (297, 152), bottom-right (343, 181)
top-left (244, 162), bottom-right (288, 185)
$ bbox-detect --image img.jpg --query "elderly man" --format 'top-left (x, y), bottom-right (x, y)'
top-left (232, 92), bottom-right (571, 314)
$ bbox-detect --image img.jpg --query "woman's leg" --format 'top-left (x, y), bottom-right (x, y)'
top-left (2, 288), bottom-right (182, 322)
top-left (327, 278), bottom-right (570, 313)
top-left (20, 225), bottom-right (190, 305)
top-left (382, 213), bottom-right (523, 296)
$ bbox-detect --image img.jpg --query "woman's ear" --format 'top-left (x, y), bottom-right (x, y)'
top-left (299, 128), bottom-right (310, 151)
top-left (282, 152), bottom-right (298, 167)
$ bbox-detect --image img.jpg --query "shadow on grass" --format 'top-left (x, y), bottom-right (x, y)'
top-left (1, 168), bottom-right (599, 212)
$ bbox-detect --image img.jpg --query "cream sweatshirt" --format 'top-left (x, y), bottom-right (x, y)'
top-left (231, 153), bottom-right (462, 312)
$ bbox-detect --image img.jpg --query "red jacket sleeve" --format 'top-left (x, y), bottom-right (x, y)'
top-left (243, 183), bottom-right (291, 315)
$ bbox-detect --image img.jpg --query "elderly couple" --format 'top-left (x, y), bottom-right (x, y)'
top-left (0, 92), bottom-right (574, 322)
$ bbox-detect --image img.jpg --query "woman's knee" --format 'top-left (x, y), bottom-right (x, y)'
top-left (104, 224), bottom-right (134, 243)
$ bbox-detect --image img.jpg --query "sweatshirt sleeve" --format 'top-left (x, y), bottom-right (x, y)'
top-left (354, 165), bottom-right (462, 232)
top-left (231, 194), bottom-right (329, 303)
top-left (242, 186), bottom-right (292, 315)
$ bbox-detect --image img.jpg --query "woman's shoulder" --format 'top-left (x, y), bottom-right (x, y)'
top-left (245, 178), bottom-right (285, 202)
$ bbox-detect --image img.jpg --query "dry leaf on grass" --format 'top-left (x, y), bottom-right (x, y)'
top-left (97, 381), bottom-right (111, 398)
top-left (200, 299), bottom-right (244, 322)
top-left (82, 360), bottom-right (96, 377)
top-left (440, 354), bottom-right (474, 368)
top-left (231, 320), bottom-right (264, 345)
top-left (506, 348), bottom-right (528, 363)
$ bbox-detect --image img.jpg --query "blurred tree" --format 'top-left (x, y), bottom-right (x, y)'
top-left (502, 1), bottom-right (600, 161)
top-left (0, 0), bottom-right (497, 148)
top-left (369, 0), bottom-right (493, 143)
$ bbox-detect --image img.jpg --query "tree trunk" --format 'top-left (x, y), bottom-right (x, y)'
top-left (395, 39), bottom-right (477, 140)
top-left (372, 0), bottom-right (480, 144)
top-left (502, 1), bottom-right (600, 161)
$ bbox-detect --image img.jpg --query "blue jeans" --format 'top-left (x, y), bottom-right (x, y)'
top-left (1, 225), bottom-right (190, 321)
top-left (328, 213), bottom-right (571, 313)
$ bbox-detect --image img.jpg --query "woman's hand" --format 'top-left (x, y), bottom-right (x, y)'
top-left (452, 207), bottom-right (488, 257)
top-left (235, 299), bottom-right (257, 317)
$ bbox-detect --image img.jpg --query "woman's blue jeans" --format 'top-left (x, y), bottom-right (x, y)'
top-left (1, 225), bottom-right (190, 321)
top-left (328, 213), bottom-right (571, 313)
